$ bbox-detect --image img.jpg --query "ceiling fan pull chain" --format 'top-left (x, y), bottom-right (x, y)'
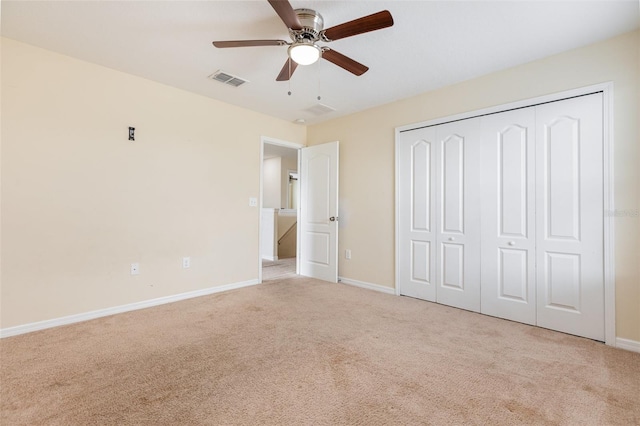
top-left (288, 61), bottom-right (292, 96)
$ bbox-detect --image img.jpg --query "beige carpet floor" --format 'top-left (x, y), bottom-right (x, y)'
top-left (1, 276), bottom-right (639, 425)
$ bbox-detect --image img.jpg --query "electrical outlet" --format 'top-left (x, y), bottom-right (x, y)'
top-left (182, 257), bottom-right (191, 269)
top-left (249, 197), bottom-right (258, 207)
top-left (130, 263), bottom-right (140, 275)
top-left (345, 249), bottom-right (352, 260)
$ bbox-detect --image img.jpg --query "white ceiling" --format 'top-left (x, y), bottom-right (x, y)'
top-left (2, 1), bottom-right (638, 125)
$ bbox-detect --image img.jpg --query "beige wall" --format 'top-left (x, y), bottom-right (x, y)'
top-left (2, 31), bottom-right (638, 342)
top-left (277, 210), bottom-right (297, 241)
top-left (308, 31), bottom-right (640, 342)
top-left (262, 154), bottom-right (297, 209)
top-left (0, 38), bottom-right (305, 328)
top-left (262, 157), bottom-right (282, 209)
top-left (280, 156), bottom-right (297, 209)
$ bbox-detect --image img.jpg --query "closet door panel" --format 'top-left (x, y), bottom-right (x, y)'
top-left (398, 127), bottom-right (437, 301)
top-left (435, 119), bottom-right (481, 312)
top-left (480, 108), bottom-right (536, 324)
top-left (441, 134), bottom-right (465, 233)
top-left (535, 93), bottom-right (604, 341)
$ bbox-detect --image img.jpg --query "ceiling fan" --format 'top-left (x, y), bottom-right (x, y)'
top-left (212, 0), bottom-right (394, 81)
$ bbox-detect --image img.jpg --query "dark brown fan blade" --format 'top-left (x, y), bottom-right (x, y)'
top-left (322, 10), bottom-right (393, 41)
top-left (268, 0), bottom-right (303, 30)
top-left (212, 40), bottom-right (288, 48)
top-left (321, 49), bottom-right (368, 76)
top-left (276, 58), bottom-right (299, 81)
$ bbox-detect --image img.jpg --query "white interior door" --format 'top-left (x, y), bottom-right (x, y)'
top-left (434, 119), bottom-right (482, 312)
top-left (397, 127), bottom-right (437, 301)
top-left (480, 108), bottom-right (537, 324)
top-left (397, 120), bottom-right (481, 310)
top-left (299, 141), bottom-right (339, 282)
top-left (535, 94), bottom-right (604, 341)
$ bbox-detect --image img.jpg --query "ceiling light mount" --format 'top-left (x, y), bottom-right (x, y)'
top-left (288, 41), bottom-right (321, 65)
top-left (286, 9), bottom-right (324, 66)
top-left (288, 9), bottom-right (324, 42)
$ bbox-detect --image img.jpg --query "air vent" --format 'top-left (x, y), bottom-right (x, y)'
top-left (304, 103), bottom-right (336, 116)
top-left (208, 70), bottom-right (249, 87)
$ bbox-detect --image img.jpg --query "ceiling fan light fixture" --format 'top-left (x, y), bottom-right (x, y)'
top-left (288, 42), bottom-right (321, 65)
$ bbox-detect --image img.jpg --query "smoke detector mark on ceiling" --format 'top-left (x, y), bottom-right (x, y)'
top-left (304, 103), bottom-right (336, 116)
top-left (208, 70), bottom-right (249, 87)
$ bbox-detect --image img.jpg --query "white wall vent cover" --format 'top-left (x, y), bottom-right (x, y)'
top-left (208, 70), bottom-right (249, 87)
top-left (304, 103), bottom-right (336, 116)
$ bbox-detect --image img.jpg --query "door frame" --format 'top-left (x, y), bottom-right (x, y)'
top-left (395, 82), bottom-right (615, 346)
top-left (259, 136), bottom-right (304, 283)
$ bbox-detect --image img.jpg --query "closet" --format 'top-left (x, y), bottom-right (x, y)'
top-left (397, 93), bottom-right (605, 341)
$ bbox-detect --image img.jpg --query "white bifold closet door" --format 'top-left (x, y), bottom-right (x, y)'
top-left (480, 107), bottom-right (537, 325)
top-left (480, 95), bottom-right (604, 340)
top-left (398, 119), bottom-right (481, 312)
top-left (534, 94), bottom-right (604, 341)
top-left (398, 93), bottom-right (605, 341)
top-left (397, 126), bottom-right (437, 301)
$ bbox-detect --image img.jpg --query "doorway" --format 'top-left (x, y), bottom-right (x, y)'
top-left (259, 138), bottom-right (340, 284)
top-left (260, 139), bottom-right (301, 281)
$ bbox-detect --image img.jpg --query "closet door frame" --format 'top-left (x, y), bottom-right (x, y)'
top-left (395, 82), bottom-right (615, 346)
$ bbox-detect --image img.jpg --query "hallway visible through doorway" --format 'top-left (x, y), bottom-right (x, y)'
top-left (261, 140), bottom-right (300, 281)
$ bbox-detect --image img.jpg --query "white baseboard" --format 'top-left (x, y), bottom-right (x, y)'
top-left (616, 337), bottom-right (640, 353)
top-left (0, 279), bottom-right (260, 339)
top-left (262, 255), bottom-right (278, 261)
top-left (338, 277), bottom-right (396, 295)
top-left (4, 277), bottom-right (636, 354)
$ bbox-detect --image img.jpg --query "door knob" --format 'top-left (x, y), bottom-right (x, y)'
top-left (508, 241), bottom-right (515, 246)
top-left (448, 237), bottom-right (455, 241)
top-left (329, 216), bottom-right (338, 222)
